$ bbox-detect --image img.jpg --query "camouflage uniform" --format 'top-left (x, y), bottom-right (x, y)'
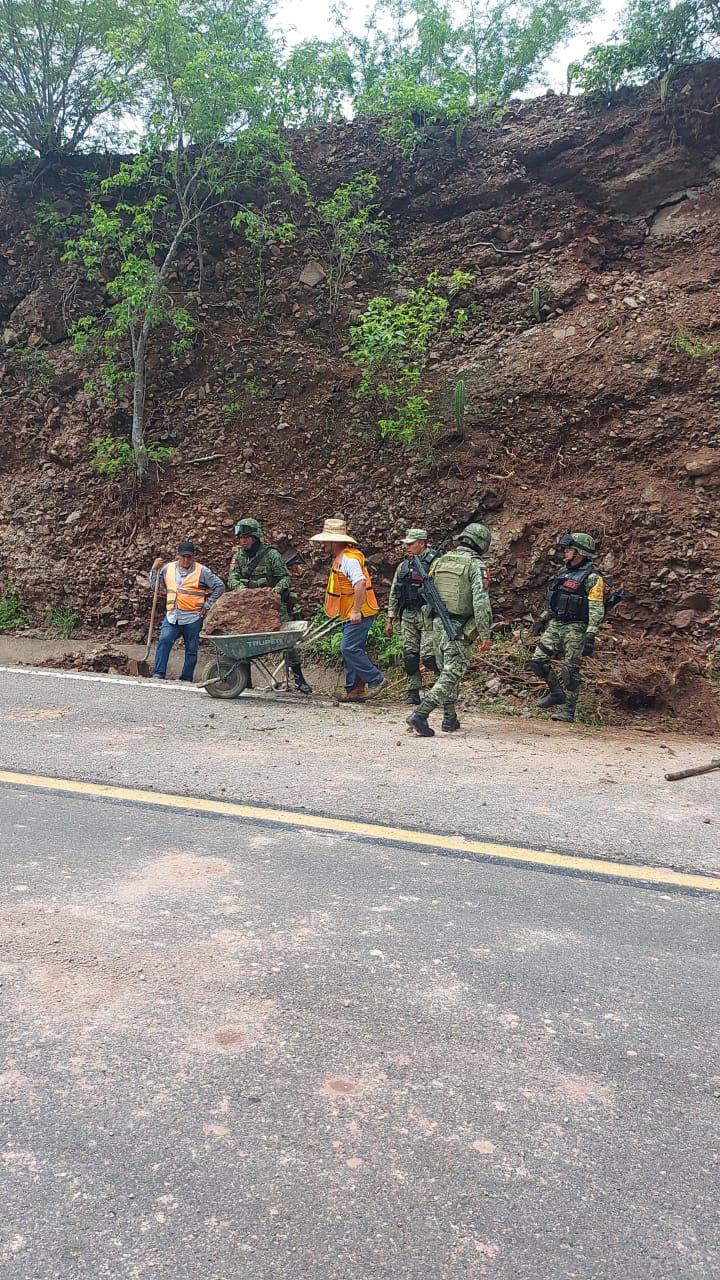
top-left (408, 524), bottom-right (493, 737)
top-left (229, 518), bottom-right (311, 693)
top-left (388, 538), bottom-right (439, 701)
top-left (530, 532), bottom-right (605, 723)
top-left (228, 543), bottom-right (291, 616)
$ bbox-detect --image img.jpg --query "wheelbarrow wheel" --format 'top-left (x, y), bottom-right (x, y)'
top-left (201, 656), bottom-right (250, 699)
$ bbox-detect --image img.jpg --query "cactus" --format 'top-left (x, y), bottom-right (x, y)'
top-left (453, 378), bottom-right (466, 432)
top-left (531, 286), bottom-right (542, 323)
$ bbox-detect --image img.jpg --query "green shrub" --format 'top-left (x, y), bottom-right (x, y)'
top-left (350, 270), bottom-right (471, 443)
top-left (89, 436), bottom-right (174, 478)
top-left (309, 172), bottom-right (389, 315)
top-left (0, 585), bottom-right (30, 632)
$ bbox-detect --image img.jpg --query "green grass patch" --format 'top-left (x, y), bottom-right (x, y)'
top-left (43, 606), bottom-right (80, 639)
top-left (0, 584), bottom-right (31, 632)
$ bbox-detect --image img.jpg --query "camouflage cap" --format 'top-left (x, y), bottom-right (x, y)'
top-left (402, 527), bottom-right (428, 544)
top-left (560, 531), bottom-right (596, 555)
top-left (456, 522), bottom-right (491, 554)
top-left (234, 517), bottom-right (263, 538)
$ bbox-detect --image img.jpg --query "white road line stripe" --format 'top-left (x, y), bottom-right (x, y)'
top-left (0, 665), bottom-right (202, 690)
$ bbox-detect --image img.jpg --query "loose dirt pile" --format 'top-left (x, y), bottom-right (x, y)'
top-left (40, 647), bottom-right (132, 675)
top-left (203, 588), bottom-right (282, 636)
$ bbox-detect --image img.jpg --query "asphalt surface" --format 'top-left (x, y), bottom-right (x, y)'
top-left (1, 776), bottom-right (719, 1279)
top-left (0, 666), bottom-right (717, 873)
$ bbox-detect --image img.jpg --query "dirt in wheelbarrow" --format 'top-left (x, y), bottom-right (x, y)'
top-left (204, 588), bottom-right (283, 637)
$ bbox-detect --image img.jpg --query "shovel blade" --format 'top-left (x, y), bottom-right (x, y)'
top-left (128, 659), bottom-right (152, 678)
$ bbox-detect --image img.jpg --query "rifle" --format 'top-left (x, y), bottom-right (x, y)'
top-left (410, 555), bottom-right (466, 658)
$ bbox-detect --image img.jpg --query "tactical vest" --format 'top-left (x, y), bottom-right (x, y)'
top-left (430, 549), bottom-right (476, 618)
top-left (165, 561), bottom-right (208, 614)
top-left (395, 549), bottom-right (438, 613)
top-left (235, 544), bottom-right (279, 589)
top-left (547, 562), bottom-right (597, 625)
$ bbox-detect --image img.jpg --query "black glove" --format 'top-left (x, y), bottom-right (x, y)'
top-left (531, 616), bottom-right (546, 636)
top-left (582, 634), bottom-right (595, 657)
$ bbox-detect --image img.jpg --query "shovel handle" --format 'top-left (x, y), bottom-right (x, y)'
top-left (665, 760), bottom-right (720, 782)
top-left (140, 573), bottom-right (162, 663)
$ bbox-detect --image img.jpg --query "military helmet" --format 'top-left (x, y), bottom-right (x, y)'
top-left (457, 522), bottom-right (491, 554)
top-left (234, 517), bottom-right (263, 538)
top-left (560, 531), bottom-right (596, 556)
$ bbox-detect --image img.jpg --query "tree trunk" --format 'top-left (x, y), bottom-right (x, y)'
top-left (132, 334), bottom-right (148, 481)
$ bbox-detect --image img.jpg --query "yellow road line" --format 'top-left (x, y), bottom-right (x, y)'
top-left (1, 768), bottom-right (719, 895)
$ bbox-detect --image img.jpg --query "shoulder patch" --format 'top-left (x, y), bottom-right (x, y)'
top-left (587, 576), bottom-right (605, 603)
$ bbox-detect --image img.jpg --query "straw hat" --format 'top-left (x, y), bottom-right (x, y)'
top-left (310, 517), bottom-right (357, 544)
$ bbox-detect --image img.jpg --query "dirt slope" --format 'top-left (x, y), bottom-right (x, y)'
top-left (1, 63), bottom-right (720, 729)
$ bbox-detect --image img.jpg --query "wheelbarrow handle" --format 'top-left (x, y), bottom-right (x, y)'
top-left (665, 760), bottom-right (720, 782)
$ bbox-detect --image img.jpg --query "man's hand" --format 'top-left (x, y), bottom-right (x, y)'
top-left (349, 609), bottom-right (362, 624)
top-left (531, 616), bottom-right (546, 636)
top-left (151, 556), bottom-right (165, 571)
top-left (384, 618), bottom-right (394, 638)
top-left (582, 634), bottom-right (596, 658)
top-left (476, 638), bottom-right (492, 654)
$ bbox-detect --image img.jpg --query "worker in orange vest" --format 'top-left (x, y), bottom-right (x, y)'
top-left (310, 516), bottom-right (385, 701)
top-left (149, 539), bottom-right (225, 681)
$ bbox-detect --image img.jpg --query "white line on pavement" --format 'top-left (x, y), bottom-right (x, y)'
top-left (0, 665), bottom-right (202, 691)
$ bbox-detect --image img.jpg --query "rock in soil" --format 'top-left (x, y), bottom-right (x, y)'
top-left (204, 588), bottom-right (283, 636)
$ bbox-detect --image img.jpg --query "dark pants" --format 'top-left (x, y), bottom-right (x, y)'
top-left (340, 617), bottom-right (382, 692)
top-left (153, 617), bottom-right (203, 681)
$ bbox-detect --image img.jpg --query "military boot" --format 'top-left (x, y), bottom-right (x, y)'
top-left (441, 712), bottom-right (461, 732)
top-left (405, 689), bottom-right (421, 706)
top-left (406, 711), bottom-right (435, 737)
top-left (536, 690), bottom-right (566, 709)
top-left (552, 702), bottom-right (576, 723)
top-left (291, 664), bottom-right (312, 695)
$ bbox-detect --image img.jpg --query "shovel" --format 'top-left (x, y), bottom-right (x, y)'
top-left (129, 573), bottom-right (161, 678)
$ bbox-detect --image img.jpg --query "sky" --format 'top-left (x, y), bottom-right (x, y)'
top-left (275, 0), bottom-right (627, 92)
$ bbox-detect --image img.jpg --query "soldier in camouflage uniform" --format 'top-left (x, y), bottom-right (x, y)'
top-left (406, 523), bottom-right (492, 738)
top-left (386, 527), bottom-right (440, 706)
top-left (228, 517), bottom-right (312, 694)
top-left (528, 532), bottom-right (605, 724)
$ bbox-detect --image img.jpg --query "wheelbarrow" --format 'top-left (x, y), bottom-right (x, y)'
top-left (200, 616), bottom-right (340, 699)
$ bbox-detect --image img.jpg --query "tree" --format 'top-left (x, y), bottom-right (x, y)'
top-left (68, 0), bottom-right (296, 479)
top-left (0, 0), bottom-right (136, 157)
top-left (337, 0), bottom-right (598, 154)
top-left (308, 172), bottom-right (389, 316)
top-left (278, 39), bottom-right (355, 127)
top-left (570, 0), bottom-right (718, 95)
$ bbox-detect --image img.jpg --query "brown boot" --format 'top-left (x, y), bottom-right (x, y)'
top-left (344, 682), bottom-right (366, 701)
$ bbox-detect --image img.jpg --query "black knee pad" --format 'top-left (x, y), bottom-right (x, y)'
top-left (527, 657), bottom-right (551, 680)
top-left (422, 655), bottom-right (439, 674)
top-left (404, 652), bottom-right (420, 677)
top-left (560, 663), bottom-right (581, 693)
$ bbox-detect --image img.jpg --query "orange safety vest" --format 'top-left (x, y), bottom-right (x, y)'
top-left (165, 561), bottom-right (209, 614)
top-left (324, 547), bottom-right (379, 621)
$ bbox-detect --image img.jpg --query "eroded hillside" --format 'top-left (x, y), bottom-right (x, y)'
top-left (2, 63), bottom-right (720, 728)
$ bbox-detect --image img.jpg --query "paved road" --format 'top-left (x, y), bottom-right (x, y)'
top-left (1, 776), bottom-right (719, 1279)
top-left (1, 669), bottom-right (719, 1277)
top-left (0, 666), bottom-right (717, 873)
